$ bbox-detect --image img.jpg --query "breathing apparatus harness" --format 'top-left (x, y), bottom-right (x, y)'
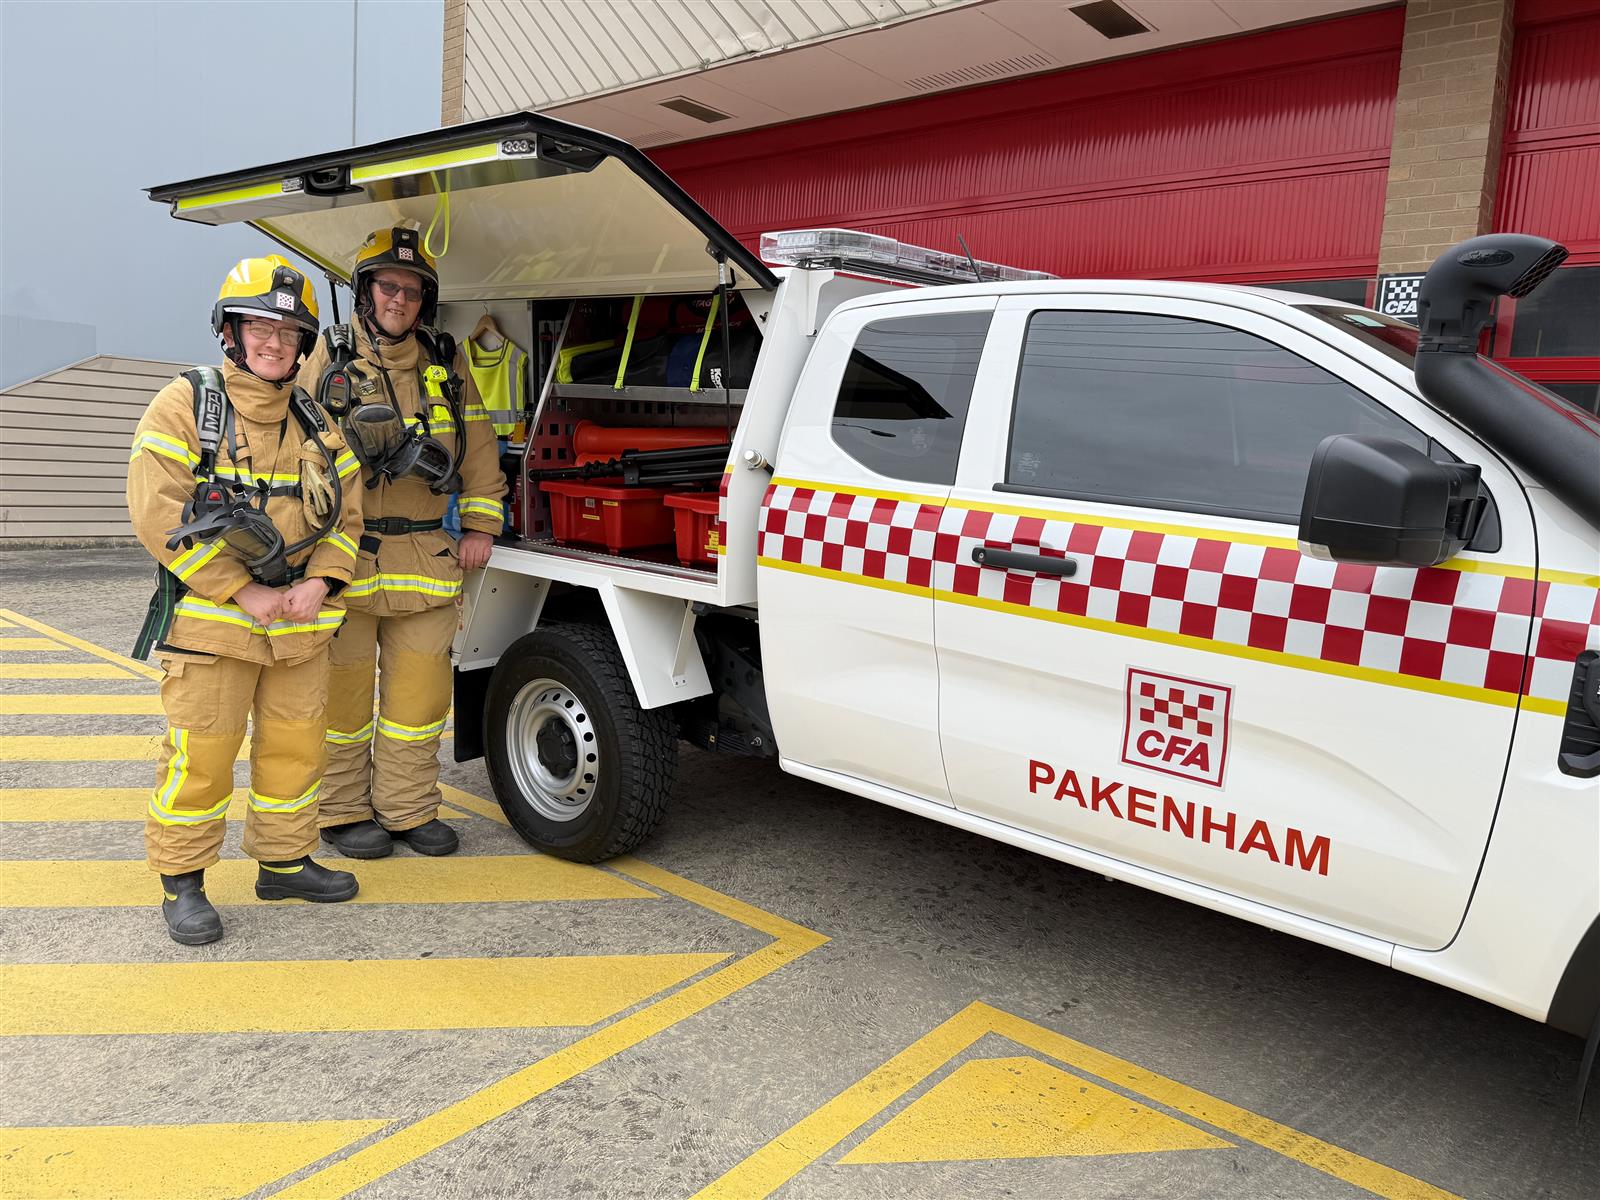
top-left (315, 320), bottom-right (465, 499)
top-left (133, 369), bottom-right (342, 659)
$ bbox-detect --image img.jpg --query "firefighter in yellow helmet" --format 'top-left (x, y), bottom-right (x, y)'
top-left (127, 256), bottom-right (366, 945)
top-left (300, 227), bottom-right (507, 859)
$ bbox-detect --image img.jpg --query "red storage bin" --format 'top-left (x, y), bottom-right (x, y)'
top-left (663, 490), bottom-right (721, 566)
top-left (542, 480), bottom-right (674, 554)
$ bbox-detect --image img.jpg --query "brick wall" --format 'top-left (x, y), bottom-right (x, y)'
top-left (1380, 0), bottom-right (1516, 273)
top-left (441, 0), bottom-right (466, 127)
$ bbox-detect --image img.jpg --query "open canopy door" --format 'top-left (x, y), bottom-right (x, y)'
top-left (148, 114), bottom-right (777, 301)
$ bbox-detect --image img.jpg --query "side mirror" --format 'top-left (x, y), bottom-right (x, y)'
top-left (1298, 435), bottom-right (1484, 568)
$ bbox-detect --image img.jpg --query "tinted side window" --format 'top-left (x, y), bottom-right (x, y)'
top-left (832, 311), bottom-right (992, 485)
top-left (1007, 311), bottom-right (1429, 523)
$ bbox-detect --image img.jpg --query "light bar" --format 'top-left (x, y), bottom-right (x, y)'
top-left (759, 228), bottom-right (1056, 283)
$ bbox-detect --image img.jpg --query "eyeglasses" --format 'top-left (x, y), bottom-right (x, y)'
top-left (372, 278), bottom-right (425, 304)
top-left (239, 319), bottom-right (305, 347)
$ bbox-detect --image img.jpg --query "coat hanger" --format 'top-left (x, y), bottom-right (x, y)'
top-left (470, 306), bottom-right (504, 350)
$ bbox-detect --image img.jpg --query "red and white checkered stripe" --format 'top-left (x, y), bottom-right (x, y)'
top-left (759, 482), bottom-right (1600, 709)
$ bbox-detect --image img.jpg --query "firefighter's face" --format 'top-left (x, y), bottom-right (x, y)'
top-left (226, 318), bottom-right (301, 382)
top-left (369, 268), bottom-right (425, 338)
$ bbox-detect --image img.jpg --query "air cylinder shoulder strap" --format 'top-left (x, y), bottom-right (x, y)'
top-left (184, 366), bottom-right (227, 477)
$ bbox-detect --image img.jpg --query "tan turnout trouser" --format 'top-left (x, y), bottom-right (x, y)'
top-left (320, 604), bottom-right (456, 833)
top-left (146, 652), bottom-right (330, 875)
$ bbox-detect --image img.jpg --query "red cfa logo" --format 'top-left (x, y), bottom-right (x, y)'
top-left (1122, 669), bottom-right (1231, 788)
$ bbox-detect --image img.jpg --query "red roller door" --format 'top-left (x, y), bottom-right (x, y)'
top-left (652, 9), bottom-right (1403, 285)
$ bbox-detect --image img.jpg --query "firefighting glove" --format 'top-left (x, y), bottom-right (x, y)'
top-left (300, 439), bottom-right (335, 521)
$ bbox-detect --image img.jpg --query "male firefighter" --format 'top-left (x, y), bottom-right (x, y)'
top-left (299, 227), bottom-right (506, 859)
top-left (128, 256), bottom-right (366, 945)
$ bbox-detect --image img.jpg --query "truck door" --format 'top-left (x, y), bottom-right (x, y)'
top-left (758, 296), bottom-right (996, 804)
top-left (934, 294), bottom-right (1536, 950)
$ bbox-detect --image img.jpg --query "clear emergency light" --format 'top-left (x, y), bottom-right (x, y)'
top-left (759, 228), bottom-right (1056, 284)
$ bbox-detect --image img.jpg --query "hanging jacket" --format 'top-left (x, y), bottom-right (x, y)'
top-left (127, 360), bottom-right (364, 665)
top-left (300, 321), bottom-right (507, 618)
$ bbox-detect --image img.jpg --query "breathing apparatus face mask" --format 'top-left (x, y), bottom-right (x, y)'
top-left (166, 483), bottom-right (290, 587)
top-left (341, 403), bottom-right (461, 494)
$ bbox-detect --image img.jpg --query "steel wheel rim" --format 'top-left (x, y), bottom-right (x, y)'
top-left (506, 676), bottom-right (599, 822)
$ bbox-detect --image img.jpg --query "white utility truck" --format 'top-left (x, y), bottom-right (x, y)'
top-left (152, 115), bottom-right (1600, 1074)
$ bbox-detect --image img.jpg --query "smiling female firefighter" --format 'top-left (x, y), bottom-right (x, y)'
top-left (127, 255), bottom-right (366, 945)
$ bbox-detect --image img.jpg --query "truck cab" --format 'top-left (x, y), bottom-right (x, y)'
top-left (150, 114), bottom-right (1600, 1053)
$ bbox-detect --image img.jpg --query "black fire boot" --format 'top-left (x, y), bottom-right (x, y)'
top-left (255, 857), bottom-right (359, 902)
top-left (319, 819), bottom-right (394, 859)
top-left (390, 819), bottom-right (459, 857)
top-left (160, 870), bottom-right (223, 946)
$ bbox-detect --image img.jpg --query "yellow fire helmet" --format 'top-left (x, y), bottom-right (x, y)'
top-left (211, 255), bottom-right (320, 363)
top-left (353, 226), bottom-right (439, 327)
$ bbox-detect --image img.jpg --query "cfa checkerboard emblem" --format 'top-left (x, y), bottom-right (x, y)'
top-left (396, 246), bottom-right (414, 261)
top-left (273, 292), bottom-right (295, 311)
top-left (1377, 274), bottom-right (1425, 325)
top-left (1122, 669), bottom-right (1232, 788)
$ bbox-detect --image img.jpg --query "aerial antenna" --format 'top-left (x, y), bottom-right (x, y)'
top-left (956, 234), bottom-right (982, 282)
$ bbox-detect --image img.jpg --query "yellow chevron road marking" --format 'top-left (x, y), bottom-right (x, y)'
top-left (0, 787), bottom-right (468, 824)
top-left (2, 954), bottom-right (727, 1036)
top-left (0, 663), bottom-right (134, 679)
top-left (0, 854), bottom-right (655, 907)
top-left (0, 637), bottom-right (72, 652)
top-left (0, 735), bottom-right (251, 761)
top-left (0, 693), bottom-right (164, 715)
top-left (0, 1120), bottom-right (392, 1200)
top-left (0, 609), bottom-right (163, 680)
top-left (270, 857), bottom-right (830, 1200)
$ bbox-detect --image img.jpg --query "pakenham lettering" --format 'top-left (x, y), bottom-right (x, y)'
top-left (1027, 761), bottom-right (1331, 876)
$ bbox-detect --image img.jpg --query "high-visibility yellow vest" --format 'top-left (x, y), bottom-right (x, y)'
top-left (464, 336), bottom-right (527, 439)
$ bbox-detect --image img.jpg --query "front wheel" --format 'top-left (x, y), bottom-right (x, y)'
top-left (484, 622), bottom-right (677, 862)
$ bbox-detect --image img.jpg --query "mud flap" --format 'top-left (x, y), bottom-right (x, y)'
top-left (452, 664), bottom-right (491, 763)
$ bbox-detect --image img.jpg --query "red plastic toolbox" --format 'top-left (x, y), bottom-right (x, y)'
top-left (663, 490), bottom-right (721, 566)
top-left (542, 480), bottom-right (674, 554)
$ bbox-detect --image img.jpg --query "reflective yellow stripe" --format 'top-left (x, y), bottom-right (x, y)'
top-left (344, 574), bottom-right (462, 600)
top-left (326, 721), bottom-right (374, 746)
top-left (131, 433), bottom-right (199, 467)
top-left (463, 404), bottom-right (492, 423)
top-left (248, 782), bottom-right (319, 814)
top-left (170, 540), bottom-right (225, 582)
top-left (319, 530), bottom-right (359, 561)
top-left (459, 498), bottom-right (504, 522)
top-left (376, 715), bottom-right (447, 743)
top-left (259, 862), bottom-right (306, 874)
top-left (335, 450), bottom-right (361, 479)
top-left (148, 730), bottom-right (230, 826)
top-left (175, 599), bottom-right (346, 636)
top-left (211, 467), bottom-right (301, 486)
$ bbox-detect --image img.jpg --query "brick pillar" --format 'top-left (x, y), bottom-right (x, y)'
top-left (441, 0), bottom-right (467, 127)
top-left (1379, 0), bottom-right (1517, 274)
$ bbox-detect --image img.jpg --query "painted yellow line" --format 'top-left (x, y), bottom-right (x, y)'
top-left (440, 782), bottom-right (510, 826)
top-left (2, 953), bottom-right (727, 1036)
top-left (0, 1120), bottom-right (392, 1200)
top-left (0, 617), bottom-right (15, 627)
top-left (693, 1002), bottom-right (1458, 1200)
top-left (0, 609), bottom-right (163, 680)
top-left (267, 857), bottom-right (829, 1199)
top-left (0, 637), bottom-right (73, 652)
top-left (0, 788), bottom-right (466, 824)
top-left (0, 693), bottom-right (165, 715)
top-left (0, 854), bottom-right (654, 908)
top-left (0, 735), bottom-right (250, 761)
top-left (0, 663), bottom-right (134, 679)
